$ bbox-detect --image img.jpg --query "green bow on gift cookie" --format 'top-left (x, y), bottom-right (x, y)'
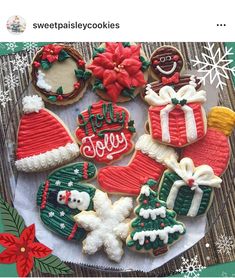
top-left (159, 157), bottom-right (222, 217)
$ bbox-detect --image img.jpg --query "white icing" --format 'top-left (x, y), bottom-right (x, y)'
top-left (156, 61), bottom-right (177, 75)
top-left (57, 190), bottom-right (91, 211)
top-left (15, 142), bottom-right (79, 172)
top-left (135, 134), bottom-right (178, 164)
top-left (74, 189), bottom-right (133, 262)
top-left (164, 157), bottom-right (222, 217)
top-left (36, 70), bottom-right (52, 92)
top-left (81, 132), bottom-right (128, 161)
top-left (133, 224), bottom-right (185, 245)
top-left (189, 75), bottom-right (197, 87)
top-left (145, 85), bottom-right (207, 143)
top-left (139, 207), bottom-right (166, 219)
top-left (22, 95), bottom-right (44, 114)
top-left (140, 185), bottom-right (150, 196)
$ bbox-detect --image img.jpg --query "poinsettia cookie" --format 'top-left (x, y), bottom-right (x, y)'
top-left (74, 189), bottom-right (133, 262)
top-left (75, 100), bottom-right (136, 164)
top-left (182, 106), bottom-right (235, 176)
top-left (88, 42), bottom-right (149, 102)
top-left (37, 162), bottom-right (97, 241)
top-left (15, 95), bottom-right (79, 172)
top-left (159, 157), bottom-right (222, 217)
top-left (145, 85), bottom-right (207, 147)
top-left (126, 180), bottom-right (185, 256)
top-left (146, 45), bottom-right (201, 94)
top-left (31, 44), bottom-right (91, 105)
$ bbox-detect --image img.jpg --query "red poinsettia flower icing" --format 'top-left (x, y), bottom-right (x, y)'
top-left (0, 224), bottom-right (52, 277)
top-left (88, 42), bottom-right (146, 102)
top-left (42, 44), bottom-right (63, 63)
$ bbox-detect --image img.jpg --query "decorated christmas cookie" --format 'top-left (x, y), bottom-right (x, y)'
top-left (126, 180), bottom-right (185, 256)
top-left (147, 45), bottom-right (201, 94)
top-left (98, 134), bottom-right (178, 195)
top-left (145, 85), bottom-right (207, 147)
top-left (37, 162), bottom-right (97, 241)
top-left (74, 189), bottom-right (133, 262)
top-left (88, 42), bottom-right (149, 102)
top-left (159, 157), bottom-right (222, 217)
top-left (75, 100), bottom-right (136, 164)
top-left (31, 44), bottom-right (91, 105)
top-left (15, 95), bottom-right (79, 172)
top-left (182, 106), bottom-right (235, 176)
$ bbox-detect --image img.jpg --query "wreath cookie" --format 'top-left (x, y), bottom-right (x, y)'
top-left (88, 42), bottom-right (149, 102)
top-left (126, 180), bottom-right (185, 257)
top-left (75, 100), bottom-right (136, 164)
top-left (37, 162), bottom-right (97, 241)
top-left (31, 44), bottom-right (91, 105)
top-left (15, 95), bottom-right (79, 172)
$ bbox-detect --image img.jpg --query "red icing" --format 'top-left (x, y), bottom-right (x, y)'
top-left (162, 72), bottom-right (180, 85)
top-left (88, 42), bottom-right (146, 102)
top-left (68, 223), bottom-right (79, 240)
top-left (148, 103), bottom-right (205, 147)
top-left (83, 162), bottom-right (88, 179)
top-left (76, 101), bottom-right (134, 164)
top-left (41, 180), bottom-right (49, 209)
top-left (16, 109), bottom-right (73, 159)
top-left (181, 128), bottom-right (230, 176)
top-left (41, 44), bottom-right (62, 63)
top-left (98, 150), bottom-right (166, 196)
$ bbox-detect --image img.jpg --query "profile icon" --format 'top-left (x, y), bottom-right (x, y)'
top-left (6, 15), bottom-right (26, 34)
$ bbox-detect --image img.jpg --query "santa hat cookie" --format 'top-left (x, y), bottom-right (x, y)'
top-left (15, 95), bottom-right (79, 172)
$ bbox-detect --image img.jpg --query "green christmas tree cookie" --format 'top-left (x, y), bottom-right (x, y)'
top-left (37, 161), bottom-right (97, 241)
top-left (126, 180), bottom-right (185, 256)
top-left (159, 157), bottom-right (222, 217)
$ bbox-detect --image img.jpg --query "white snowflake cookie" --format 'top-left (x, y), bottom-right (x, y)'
top-left (74, 189), bottom-right (133, 262)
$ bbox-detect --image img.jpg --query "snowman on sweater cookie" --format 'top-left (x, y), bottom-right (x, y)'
top-left (57, 190), bottom-right (91, 210)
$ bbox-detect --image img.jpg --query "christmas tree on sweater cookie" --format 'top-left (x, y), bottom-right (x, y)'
top-left (126, 180), bottom-right (185, 256)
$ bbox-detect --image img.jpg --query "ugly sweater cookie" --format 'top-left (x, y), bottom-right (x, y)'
top-left (88, 42), bottom-right (149, 102)
top-left (126, 180), bottom-right (185, 256)
top-left (37, 162), bottom-right (97, 241)
top-left (15, 95), bottom-right (79, 172)
top-left (159, 157), bottom-right (222, 217)
top-left (74, 189), bottom-right (133, 262)
top-left (31, 44), bottom-right (91, 105)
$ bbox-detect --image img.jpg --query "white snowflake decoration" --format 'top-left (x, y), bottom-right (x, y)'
top-left (0, 89), bottom-right (11, 108)
top-left (60, 211), bottom-right (65, 217)
top-left (74, 169), bottom-right (79, 175)
top-left (68, 181), bottom-right (73, 187)
top-left (55, 180), bottom-right (61, 186)
top-left (10, 54), bottom-right (29, 73)
top-left (215, 234), bottom-right (235, 255)
top-left (48, 212), bottom-right (54, 218)
top-left (60, 223), bottom-right (65, 229)
top-left (176, 255), bottom-right (206, 278)
top-left (4, 73), bottom-right (19, 89)
top-left (23, 42), bottom-right (38, 53)
top-left (191, 43), bottom-right (235, 89)
top-left (6, 42), bottom-right (18, 52)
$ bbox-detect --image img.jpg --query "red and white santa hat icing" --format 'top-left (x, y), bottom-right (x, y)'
top-left (15, 95), bottom-right (79, 172)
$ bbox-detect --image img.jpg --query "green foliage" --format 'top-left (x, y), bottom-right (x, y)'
top-left (40, 60), bottom-right (51, 70)
top-left (58, 50), bottom-right (70, 62)
top-left (92, 47), bottom-right (105, 58)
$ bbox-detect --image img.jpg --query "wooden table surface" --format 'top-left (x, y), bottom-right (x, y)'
top-left (0, 42), bottom-right (234, 277)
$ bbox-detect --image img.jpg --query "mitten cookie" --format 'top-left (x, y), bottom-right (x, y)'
top-left (31, 44), bottom-right (91, 105)
top-left (147, 45), bottom-right (201, 94)
top-left (88, 42), bottom-right (149, 102)
top-left (74, 189), bottom-right (133, 262)
top-left (98, 134), bottom-right (178, 195)
top-left (126, 180), bottom-right (185, 256)
top-left (15, 95), bottom-right (79, 172)
top-left (145, 85), bottom-right (207, 147)
top-left (159, 157), bottom-right (222, 217)
top-left (182, 106), bottom-right (235, 176)
top-left (37, 162), bottom-right (97, 241)
top-left (75, 100), bottom-right (135, 164)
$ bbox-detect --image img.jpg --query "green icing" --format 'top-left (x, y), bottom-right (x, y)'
top-left (47, 96), bottom-right (57, 102)
top-left (127, 181), bottom-right (185, 256)
top-left (122, 42), bottom-right (131, 47)
top-left (159, 171), bottom-right (213, 216)
top-left (58, 50), bottom-right (70, 62)
top-left (56, 86), bottom-right (63, 95)
top-left (93, 79), bottom-right (105, 91)
top-left (92, 47), bottom-right (105, 58)
top-left (78, 102), bottom-right (126, 137)
top-left (36, 162), bottom-right (97, 241)
top-left (40, 59), bottom-right (52, 70)
top-left (75, 69), bottom-right (91, 81)
top-left (139, 55), bottom-right (150, 72)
